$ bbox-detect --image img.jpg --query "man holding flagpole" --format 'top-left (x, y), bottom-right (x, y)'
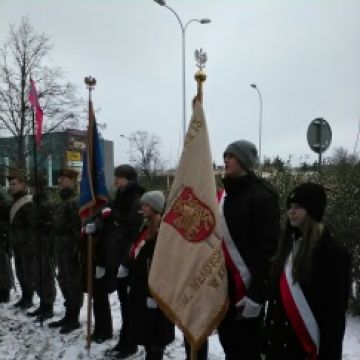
top-left (217, 140), bottom-right (280, 359)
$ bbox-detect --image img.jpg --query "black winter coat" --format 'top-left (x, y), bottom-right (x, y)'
top-left (95, 181), bottom-right (144, 269)
top-left (127, 226), bottom-right (175, 347)
top-left (222, 174), bottom-right (280, 304)
top-left (263, 228), bottom-right (351, 360)
top-left (9, 191), bottom-right (33, 248)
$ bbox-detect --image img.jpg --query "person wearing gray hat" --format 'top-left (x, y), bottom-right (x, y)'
top-left (141, 191), bottom-right (165, 214)
top-left (127, 190), bottom-right (174, 360)
top-left (223, 139), bottom-right (259, 173)
top-left (218, 139), bottom-right (280, 359)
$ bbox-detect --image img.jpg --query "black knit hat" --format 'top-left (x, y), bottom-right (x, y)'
top-left (287, 182), bottom-right (327, 222)
top-left (114, 164), bottom-right (137, 181)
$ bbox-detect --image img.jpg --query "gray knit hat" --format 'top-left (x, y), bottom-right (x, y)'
top-left (223, 140), bottom-right (258, 171)
top-left (141, 190), bottom-right (165, 214)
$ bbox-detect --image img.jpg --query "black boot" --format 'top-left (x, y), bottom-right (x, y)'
top-left (59, 308), bottom-right (80, 334)
top-left (91, 331), bottom-right (112, 344)
top-left (48, 308), bottom-right (69, 328)
top-left (14, 292), bottom-right (33, 309)
top-left (34, 304), bottom-right (54, 322)
top-left (112, 345), bottom-right (139, 359)
top-left (145, 346), bottom-right (164, 360)
top-left (0, 289), bottom-right (10, 303)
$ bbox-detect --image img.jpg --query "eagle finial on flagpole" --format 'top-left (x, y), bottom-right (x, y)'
top-left (84, 76), bottom-right (96, 101)
top-left (194, 49), bottom-right (207, 103)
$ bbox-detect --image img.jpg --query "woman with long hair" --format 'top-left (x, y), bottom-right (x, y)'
top-left (263, 182), bottom-right (351, 360)
top-left (127, 190), bottom-right (174, 360)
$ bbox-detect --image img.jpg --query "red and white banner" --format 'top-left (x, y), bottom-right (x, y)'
top-left (280, 244), bottom-right (320, 359)
top-left (218, 189), bottom-right (251, 302)
top-left (28, 78), bottom-right (43, 146)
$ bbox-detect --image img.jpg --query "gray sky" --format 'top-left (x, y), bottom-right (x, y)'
top-left (1, 0), bottom-right (360, 167)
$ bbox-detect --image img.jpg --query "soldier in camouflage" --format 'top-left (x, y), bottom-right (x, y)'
top-left (0, 190), bottom-right (13, 303)
top-left (26, 173), bottom-right (56, 321)
top-left (8, 171), bottom-right (34, 309)
top-left (48, 169), bottom-right (83, 334)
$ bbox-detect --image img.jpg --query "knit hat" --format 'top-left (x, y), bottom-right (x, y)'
top-left (114, 164), bottom-right (137, 181)
top-left (287, 182), bottom-right (327, 222)
top-left (141, 191), bottom-right (165, 214)
top-left (223, 140), bottom-right (258, 171)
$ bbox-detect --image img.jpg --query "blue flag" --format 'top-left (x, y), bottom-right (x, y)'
top-left (79, 99), bottom-right (108, 219)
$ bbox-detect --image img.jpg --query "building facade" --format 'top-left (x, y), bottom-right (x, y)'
top-left (0, 129), bottom-right (114, 190)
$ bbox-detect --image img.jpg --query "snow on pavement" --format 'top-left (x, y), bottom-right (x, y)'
top-left (0, 291), bottom-right (359, 359)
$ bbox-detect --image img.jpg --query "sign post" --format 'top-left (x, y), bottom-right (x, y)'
top-left (307, 118), bottom-right (332, 170)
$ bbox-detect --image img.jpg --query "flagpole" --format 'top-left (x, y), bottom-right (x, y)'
top-left (189, 48), bottom-right (208, 360)
top-left (84, 76), bottom-right (96, 352)
top-left (30, 83), bottom-right (43, 327)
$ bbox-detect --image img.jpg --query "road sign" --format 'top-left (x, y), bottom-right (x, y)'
top-left (307, 118), bottom-right (332, 154)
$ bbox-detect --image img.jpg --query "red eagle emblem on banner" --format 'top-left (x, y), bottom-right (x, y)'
top-left (164, 187), bottom-right (215, 243)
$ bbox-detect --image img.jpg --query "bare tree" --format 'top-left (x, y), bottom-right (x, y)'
top-left (129, 130), bottom-right (164, 180)
top-left (0, 17), bottom-right (84, 171)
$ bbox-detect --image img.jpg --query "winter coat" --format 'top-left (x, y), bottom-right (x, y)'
top-left (0, 194), bottom-right (13, 290)
top-left (53, 187), bottom-right (81, 255)
top-left (30, 192), bottom-right (55, 246)
top-left (94, 181), bottom-right (144, 270)
top-left (263, 228), bottom-right (351, 360)
top-left (222, 173), bottom-right (280, 304)
top-left (8, 191), bottom-right (33, 249)
top-left (127, 225), bottom-right (175, 347)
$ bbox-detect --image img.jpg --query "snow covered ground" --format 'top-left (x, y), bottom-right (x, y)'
top-left (0, 290), bottom-right (359, 360)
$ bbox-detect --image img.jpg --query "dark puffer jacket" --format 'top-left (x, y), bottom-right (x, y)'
top-left (222, 173), bottom-right (280, 304)
top-left (263, 228), bottom-right (351, 360)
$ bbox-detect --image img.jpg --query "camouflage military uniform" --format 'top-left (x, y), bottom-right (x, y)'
top-left (52, 187), bottom-right (83, 326)
top-left (9, 190), bottom-right (34, 307)
top-left (27, 192), bottom-right (56, 319)
top-left (0, 192), bottom-right (13, 302)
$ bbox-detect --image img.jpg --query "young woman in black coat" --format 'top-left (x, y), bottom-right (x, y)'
top-left (127, 190), bottom-right (175, 360)
top-left (263, 183), bottom-right (351, 360)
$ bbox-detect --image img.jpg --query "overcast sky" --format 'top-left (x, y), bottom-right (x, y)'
top-left (1, 0), bottom-right (359, 167)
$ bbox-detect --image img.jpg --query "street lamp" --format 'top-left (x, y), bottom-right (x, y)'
top-left (154, 0), bottom-right (211, 143)
top-left (250, 83), bottom-right (263, 175)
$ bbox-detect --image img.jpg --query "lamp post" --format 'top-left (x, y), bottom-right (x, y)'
top-left (250, 83), bottom-right (263, 175)
top-left (154, 0), bottom-right (211, 143)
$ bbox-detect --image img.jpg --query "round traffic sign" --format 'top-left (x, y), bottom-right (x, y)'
top-left (307, 118), bottom-right (332, 154)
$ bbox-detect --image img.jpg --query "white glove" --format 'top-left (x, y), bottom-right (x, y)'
top-left (85, 222), bottom-right (96, 234)
top-left (95, 266), bottom-right (105, 279)
top-left (235, 296), bottom-right (262, 318)
top-left (146, 297), bottom-right (157, 309)
top-left (117, 265), bottom-right (129, 278)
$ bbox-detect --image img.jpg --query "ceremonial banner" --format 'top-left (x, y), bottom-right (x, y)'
top-left (149, 100), bottom-right (229, 349)
top-left (28, 78), bottom-right (43, 146)
top-left (79, 99), bottom-right (107, 219)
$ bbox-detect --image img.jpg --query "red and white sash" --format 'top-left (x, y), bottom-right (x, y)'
top-left (218, 189), bottom-right (251, 302)
top-left (130, 228), bottom-right (150, 260)
top-left (279, 242), bottom-right (320, 359)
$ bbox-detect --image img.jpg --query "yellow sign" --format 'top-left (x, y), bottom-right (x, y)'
top-left (66, 151), bottom-right (81, 162)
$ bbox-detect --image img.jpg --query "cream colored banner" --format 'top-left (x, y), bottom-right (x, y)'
top-left (149, 101), bottom-right (228, 349)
